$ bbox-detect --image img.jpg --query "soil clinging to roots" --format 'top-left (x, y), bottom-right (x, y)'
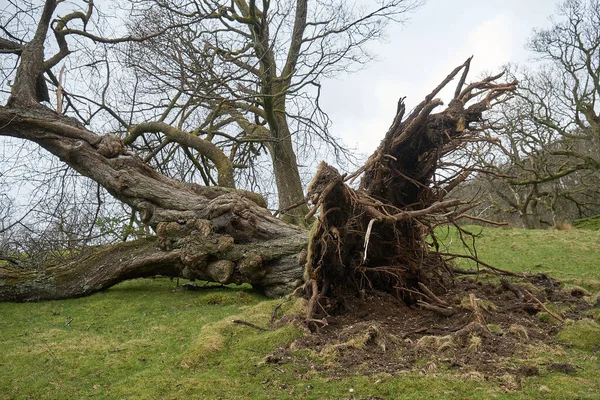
top-left (303, 59), bottom-right (518, 323)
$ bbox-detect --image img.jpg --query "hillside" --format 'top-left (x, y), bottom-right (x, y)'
top-left (1, 227), bottom-right (599, 399)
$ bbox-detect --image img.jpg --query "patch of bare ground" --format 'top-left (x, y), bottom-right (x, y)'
top-left (267, 275), bottom-right (592, 383)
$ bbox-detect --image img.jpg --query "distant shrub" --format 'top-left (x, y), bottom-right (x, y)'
top-left (554, 222), bottom-right (574, 231)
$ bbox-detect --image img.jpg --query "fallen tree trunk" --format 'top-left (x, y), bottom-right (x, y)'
top-left (1, 94), bottom-right (309, 301)
top-left (0, 107), bottom-right (310, 301)
top-left (0, 232), bottom-right (307, 301)
top-left (0, 0), bottom-right (311, 301)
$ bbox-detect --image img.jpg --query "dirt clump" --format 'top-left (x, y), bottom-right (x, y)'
top-left (547, 362), bottom-right (578, 374)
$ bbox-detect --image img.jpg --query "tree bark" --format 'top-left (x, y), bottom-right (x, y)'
top-left (269, 111), bottom-right (310, 226)
top-left (0, 232), bottom-right (307, 301)
top-left (0, 107), bottom-right (308, 302)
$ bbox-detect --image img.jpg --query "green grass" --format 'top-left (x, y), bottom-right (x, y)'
top-left (573, 214), bottom-right (600, 230)
top-left (1, 227), bottom-right (600, 399)
top-left (558, 319), bottom-right (600, 351)
top-left (438, 226), bottom-right (600, 289)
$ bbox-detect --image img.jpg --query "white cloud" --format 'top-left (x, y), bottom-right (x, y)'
top-left (468, 15), bottom-right (514, 73)
top-left (320, 1), bottom-right (549, 163)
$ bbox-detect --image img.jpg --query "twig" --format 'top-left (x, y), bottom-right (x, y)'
top-left (523, 290), bottom-right (564, 323)
top-left (450, 267), bottom-right (483, 275)
top-left (435, 252), bottom-right (529, 277)
top-left (363, 199), bottom-right (462, 225)
top-left (500, 278), bottom-right (523, 299)
top-left (453, 214), bottom-right (509, 226)
top-left (417, 300), bottom-right (455, 317)
top-left (344, 153), bottom-right (382, 184)
top-left (232, 319), bottom-right (268, 332)
top-left (388, 199), bottom-right (461, 222)
top-left (306, 318), bottom-right (328, 327)
top-left (274, 198), bottom-right (307, 217)
top-left (270, 302), bottom-right (284, 329)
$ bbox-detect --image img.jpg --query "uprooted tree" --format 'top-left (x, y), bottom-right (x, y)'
top-left (0, 0), bottom-right (517, 306)
top-left (302, 61), bottom-right (517, 320)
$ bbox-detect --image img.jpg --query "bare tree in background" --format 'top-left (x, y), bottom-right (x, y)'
top-left (103, 0), bottom-right (423, 224)
top-left (451, 0), bottom-right (600, 228)
top-left (506, 1), bottom-right (600, 195)
top-left (453, 98), bottom-right (600, 229)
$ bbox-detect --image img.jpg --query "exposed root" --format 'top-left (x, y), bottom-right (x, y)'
top-left (305, 279), bottom-right (329, 329)
top-left (418, 282), bottom-right (449, 306)
top-left (417, 300), bottom-right (456, 317)
top-left (437, 252), bottom-right (530, 278)
top-left (303, 59), bottom-right (517, 312)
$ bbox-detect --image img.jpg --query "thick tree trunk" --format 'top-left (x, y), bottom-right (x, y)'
top-left (266, 101), bottom-right (310, 226)
top-left (0, 106), bottom-right (309, 302)
top-left (270, 117), bottom-right (310, 226)
top-left (0, 232), bottom-right (307, 301)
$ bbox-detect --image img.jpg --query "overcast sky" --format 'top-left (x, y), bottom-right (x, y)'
top-left (320, 0), bottom-right (556, 157)
top-left (1, 0), bottom-right (559, 206)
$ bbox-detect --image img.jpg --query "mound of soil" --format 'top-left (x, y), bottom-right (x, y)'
top-left (269, 275), bottom-right (592, 381)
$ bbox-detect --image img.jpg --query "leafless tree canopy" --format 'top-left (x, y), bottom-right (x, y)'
top-left (0, 0), bottom-right (421, 260)
top-left (450, 0), bottom-right (600, 228)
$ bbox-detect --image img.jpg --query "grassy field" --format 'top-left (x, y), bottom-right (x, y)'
top-left (438, 226), bottom-right (600, 288)
top-left (1, 227), bottom-right (599, 399)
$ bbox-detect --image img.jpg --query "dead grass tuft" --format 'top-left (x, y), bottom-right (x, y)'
top-left (468, 335), bottom-right (482, 352)
top-left (415, 335), bottom-right (455, 352)
top-left (554, 222), bottom-right (574, 231)
top-left (508, 324), bottom-right (529, 340)
top-left (181, 319), bottom-right (232, 367)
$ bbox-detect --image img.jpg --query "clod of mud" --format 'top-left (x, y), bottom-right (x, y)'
top-left (547, 362), bottom-right (578, 374)
top-left (569, 286), bottom-right (591, 298)
top-left (517, 365), bottom-right (540, 377)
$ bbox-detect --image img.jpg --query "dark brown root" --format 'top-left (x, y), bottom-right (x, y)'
top-left (303, 59), bottom-right (517, 323)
